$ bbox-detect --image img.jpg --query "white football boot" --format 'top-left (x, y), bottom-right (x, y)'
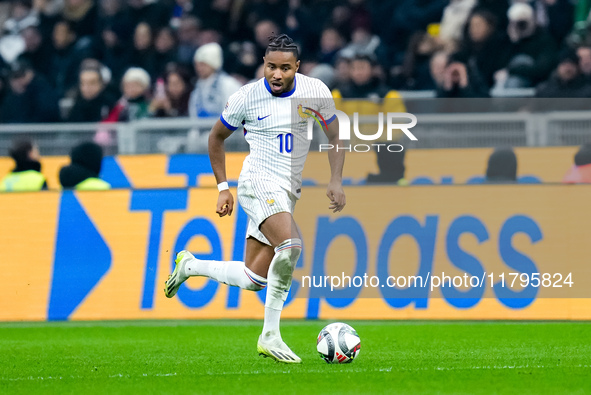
top-left (257, 335), bottom-right (302, 364)
top-left (164, 250), bottom-right (192, 298)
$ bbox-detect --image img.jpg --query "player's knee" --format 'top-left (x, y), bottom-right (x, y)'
top-left (244, 267), bottom-right (267, 291)
top-left (275, 238), bottom-right (302, 267)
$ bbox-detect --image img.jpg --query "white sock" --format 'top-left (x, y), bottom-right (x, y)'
top-left (262, 306), bottom-right (282, 340)
top-left (184, 258), bottom-right (267, 291)
top-left (262, 239), bottom-right (302, 340)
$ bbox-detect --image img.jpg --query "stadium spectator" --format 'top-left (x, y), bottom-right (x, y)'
top-left (0, 139), bottom-right (47, 192)
top-left (322, 0), bottom-right (374, 45)
top-left (129, 22), bottom-right (156, 79)
top-left (284, 0), bottom-right (316, 54)
top-left (438, 0), bottom-right (477, 50)
top-left (333, 54), bottom-right (389, 99)
top-left (391, 31), bottom-right (441, 91)
top-left (333, 54), bottom-right (352, 89)
top-left (227, 40), bottom-right (259, 81)
top-left (324, 2), bottom-right (353, 41)
top-left (59, 141), bottom-right (111, 190)
top-left (61, 0), bottom-right (97, 39)
top-left (437, 60), bottom-right (489, 98)
top-left (242, 0), bottom-right (287, 32)
top-left (97, 16), bottom-right (130, 85)
top-left (175, 15), bottom-right (200, 70)
top-left (49, 19), bottom-right (92, 98)
top-left (16, 25), bottom-right (53, 78)
top-left (170, 0), bottom-right (195, 29)
top-left (32, 0), bottom-right (65, 38)
top-left (332, 53), bottom-right (406, 185)
top-left (368, 0), bottom-right (397, 40)
top-left (103, 66), bottom-right (151, 122)
top-left (536, 49), bottom-right (591, 98)
top-left (430, 50), bottom-right (449, 89)
top-left (298, 52), bottom-right (318, 77)
top-left (574, 0), bottom-right (591, 24)
top-left (149, 66), bottom-right (191, 117)
top-left (476, 0), bottom-right (509, 30)
top-left (1, 0), bottom-right (589, 119)
top-left (153, 26), bottom-right (178, 79)
top-left (530, 0), bottom-right (574, 46)
top-left (188, 42), bottom-right (241, 118)
top-left (452, 9), bottom-right (512, 88)
top-left (338, 26), bottom-right (382, 61)
top-left (127, 0), bottom-right (171, 31)
top-left (317, 27), bottom-right (345, 65)
top-left (3, 0), bottom-right (38, 34)
top-left (494, 3), bottom-right (557, 89)
top-left (307, 63), bottom-right (336, 90)
top-left (0, 0), bottom-right (38, 63)
top-left (67, 63), bottom-right (116, 122)
top-left (383, 0), bottom-right (448, 65)
top-left (577, 45), bottom-right (591, 82)
top-left (33, 0), bottom-right (64, 17)
top-left (197, 29), bottom-right (224, 51)
top-left (485, 147), bottom-right (517, 183)
top-left (0, 60), bottom-right (8, 103)
top-left (563, 143), bottom-right (591, 183)
top-left (346, 0), bottom-right (373, 35)
top-left (254, 20), bottom-right (281, 60)
top-left (194, 0), bottom-right (233, 35)
top-left (0, 60), bottom-right (61, 123)
top-left (96, 0), bottom-right (133, 39)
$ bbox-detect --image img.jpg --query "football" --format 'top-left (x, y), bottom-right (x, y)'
top-left (316, 322), bottom-right (361, 364)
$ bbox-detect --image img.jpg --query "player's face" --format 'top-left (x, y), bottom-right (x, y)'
top-left (263, 50), bottom-right (300, 95)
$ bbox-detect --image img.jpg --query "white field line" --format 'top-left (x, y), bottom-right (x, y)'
top-left (2, 364), bottom-right (590, 381)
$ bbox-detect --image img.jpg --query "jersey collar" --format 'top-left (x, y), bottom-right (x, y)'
top-left (264, 75), bottom-right (297, 98)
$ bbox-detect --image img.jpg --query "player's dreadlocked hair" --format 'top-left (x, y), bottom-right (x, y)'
top-left (265, 34), bottom-right (299, 60)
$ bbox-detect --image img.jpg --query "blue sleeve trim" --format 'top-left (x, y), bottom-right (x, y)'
top-left (220, 115), bottom-right (239, 131)
top-left (325, 114), bottom-right (337, 125)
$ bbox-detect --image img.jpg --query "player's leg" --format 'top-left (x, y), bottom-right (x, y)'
top-left (255, 211), bottom-right (303, 363)
top-left (244, 236), bottom-right (275, 277)
top-left (164, 237), bottom-right (272, 298)
top-left (165, 178), bottom-right (281, 298)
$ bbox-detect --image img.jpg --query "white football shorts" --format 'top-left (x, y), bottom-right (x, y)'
top-left (237, 177), bottom-right (297, 246)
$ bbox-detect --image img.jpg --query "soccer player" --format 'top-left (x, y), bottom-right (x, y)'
top-left (164, 34), bottom-right (345, 363)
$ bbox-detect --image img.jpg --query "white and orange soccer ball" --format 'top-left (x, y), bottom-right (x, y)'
top-left (316, 322), bottom-right (361, 364)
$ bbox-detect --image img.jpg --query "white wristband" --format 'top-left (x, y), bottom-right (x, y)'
top-left (217, 182), bottom-right (229, 192)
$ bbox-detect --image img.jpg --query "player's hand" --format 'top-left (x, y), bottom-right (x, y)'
top-left (216, 190), bottom-right (234, 217)
top-left (327, 182), bottom-right (346, 213)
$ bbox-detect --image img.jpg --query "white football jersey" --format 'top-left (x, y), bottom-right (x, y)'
top-left (220, 73), bottom-right (336, 197)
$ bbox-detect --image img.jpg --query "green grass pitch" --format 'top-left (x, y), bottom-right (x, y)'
top-left (0, 320), bottom-right (589, 394)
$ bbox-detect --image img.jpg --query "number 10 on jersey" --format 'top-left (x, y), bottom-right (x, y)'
top-left (277, 133), bottom-right (293, 153)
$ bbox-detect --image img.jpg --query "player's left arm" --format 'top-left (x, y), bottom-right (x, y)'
top-left (324, 119), bottom-right (346, 212)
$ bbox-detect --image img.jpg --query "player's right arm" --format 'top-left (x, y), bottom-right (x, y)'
top-left (208, 119), bottom-right (235, 217)
top-left (208, 86), bottom-right (247, 217)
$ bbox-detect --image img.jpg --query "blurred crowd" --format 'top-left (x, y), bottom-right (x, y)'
top-left (0, 0), bottom-right (591, 125)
